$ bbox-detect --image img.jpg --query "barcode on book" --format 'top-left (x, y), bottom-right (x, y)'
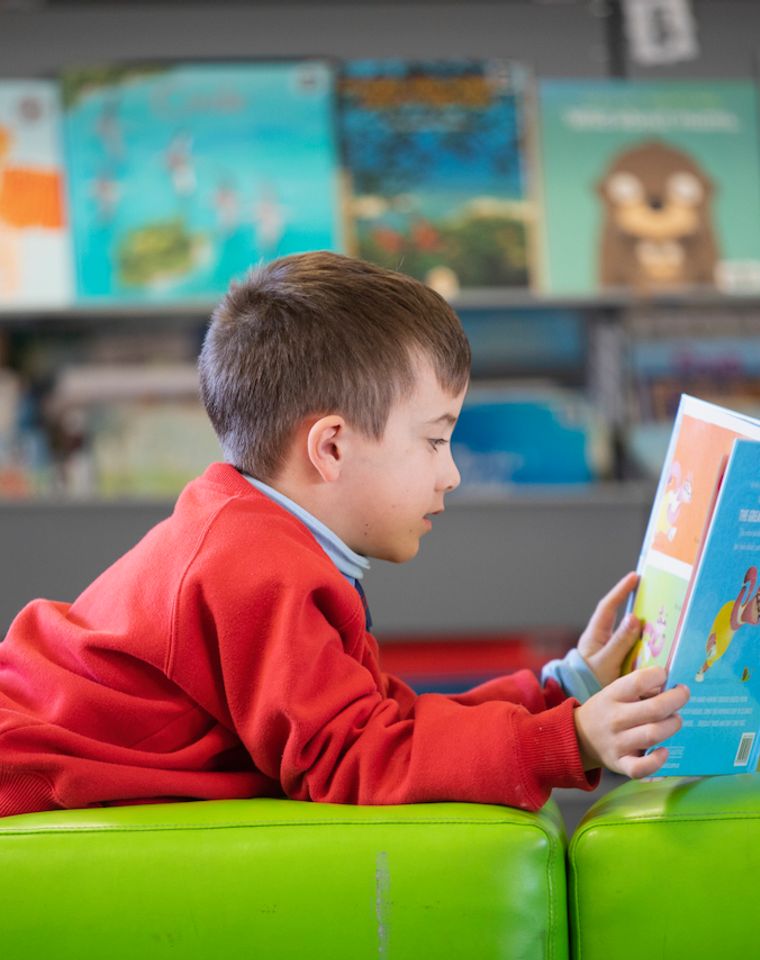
top-left (734, 733), bottom-right (755, 767)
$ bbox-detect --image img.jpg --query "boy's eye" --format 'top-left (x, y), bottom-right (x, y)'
top-left (428, 438), bottom-right (448, 451)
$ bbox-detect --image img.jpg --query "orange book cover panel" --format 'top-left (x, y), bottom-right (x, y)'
top-left (0, 80), bottom-right (73, 306)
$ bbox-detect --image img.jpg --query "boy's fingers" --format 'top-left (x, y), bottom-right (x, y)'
top-left (588, 571), bottom-right (639, 631)
top-left (622, 746), bottom-right (669, 779)
top-left (621, 713), bottom-right (683, 754)
top-left (628, 682), bottom-right (690, 723)
top-left (596, 571), bottom-right (639, 614)
top-left (614, 665), bottom-right (668, 702)
top-left (605, 612), bottom-right (642, 654)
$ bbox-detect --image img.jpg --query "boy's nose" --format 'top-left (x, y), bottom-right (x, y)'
top-left (441, 449), bottom-right (461, 492)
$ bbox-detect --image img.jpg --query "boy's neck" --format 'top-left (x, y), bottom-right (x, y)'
top-left (242, 472), bottom-right (370, 580)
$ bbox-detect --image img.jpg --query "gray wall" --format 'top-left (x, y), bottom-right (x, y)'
top-left (0, 489), bottom-right (652, 637)
top-left (0, 3), bottom-right (607, 77)
top-left (3, 1), bottom-right (759, 80)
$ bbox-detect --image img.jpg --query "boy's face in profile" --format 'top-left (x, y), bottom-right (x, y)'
top-left (339, 359), bottom-right (467, 564)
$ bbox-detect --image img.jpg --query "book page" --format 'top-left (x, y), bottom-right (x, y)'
top-left (625, 394), bottom-right (760, 672)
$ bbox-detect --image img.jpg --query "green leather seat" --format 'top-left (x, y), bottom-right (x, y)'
top-left (569, 774), bottom-right (760, 959)
top-left (0, 797), bottom-right (569, 960)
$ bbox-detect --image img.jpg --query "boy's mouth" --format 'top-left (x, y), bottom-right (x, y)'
top-left (423, 509), bottom-right (444, 528)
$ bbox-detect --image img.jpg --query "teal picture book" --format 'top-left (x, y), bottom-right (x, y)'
top-left (656, 438), bottom-right (760, 775)
top-left (537, 80), bottom-right (760, 297)
top-left (62, 61), bottom-right (341, 303)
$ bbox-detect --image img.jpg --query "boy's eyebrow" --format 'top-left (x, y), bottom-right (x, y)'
top-left (425, 413), bottom-right (458, 426)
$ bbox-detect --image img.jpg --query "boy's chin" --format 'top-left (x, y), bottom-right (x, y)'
top-left (376, 539), bottom-right (422, 564)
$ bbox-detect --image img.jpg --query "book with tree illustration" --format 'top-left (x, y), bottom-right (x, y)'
top-left (625, 395), bottom-right (760, 774)
top-left (338, 58), bottom-right (536, 296)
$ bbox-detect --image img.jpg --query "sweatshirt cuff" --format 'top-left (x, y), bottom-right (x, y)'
top-left (516, 697), bottom-right (600, 807)
top-left (541, 647), bottom-right (602, 703)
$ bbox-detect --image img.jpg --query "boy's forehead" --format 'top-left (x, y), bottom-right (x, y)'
top-left (403, 355), bottom-right (468, 419)
top-left (412, 381), bottom-right (466, 424)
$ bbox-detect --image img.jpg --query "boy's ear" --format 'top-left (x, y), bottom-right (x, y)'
top-left (306, 415), bottom-right (347, 483)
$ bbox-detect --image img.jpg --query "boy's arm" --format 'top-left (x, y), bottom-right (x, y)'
top-left (186, 539), bottom-right (652, 812)
top-left (383, 667), bottom-right (568, 715)
top-left (210, 595), bottom-right (594, 813)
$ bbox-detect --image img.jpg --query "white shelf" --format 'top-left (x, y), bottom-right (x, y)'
top-left (3, 289), bottom-right (760, 323)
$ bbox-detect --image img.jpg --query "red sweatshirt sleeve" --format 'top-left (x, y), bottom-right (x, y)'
top-left (171, 513), bottom-right (595, 812)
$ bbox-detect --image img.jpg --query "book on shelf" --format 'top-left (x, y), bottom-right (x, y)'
top-left (62, 60), bottom-right (341, 303)
top-left (0, 79), bottom-right (73, 307)
top-left (536, 79), bottom-right (760, 297)
top-left (623, 308), bottom-right (760, 479)
top-left (458, 306), bottom-right (585, 380)
top-left (451, 382), bottom-right (611, 488)
top-left (338, 58), bottom-right (536, 295)
top-left (625, 394), bottom-right (760, 775)
top-left (46, 361), bottom-right (221, 498)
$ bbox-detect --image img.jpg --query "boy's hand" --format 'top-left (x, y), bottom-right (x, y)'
top-left (577, 571), bottom-right (642, 686)
top-left (574, 666), bottom-right (690, 778)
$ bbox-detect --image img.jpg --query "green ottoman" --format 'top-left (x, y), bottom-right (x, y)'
top-left (569, 774), bottom-right (760, 959)
top-left (0, 797), bottom-right (569, 960)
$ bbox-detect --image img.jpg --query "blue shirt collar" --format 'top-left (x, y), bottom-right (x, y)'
top-left (242, 473), bottom-right (371, 582)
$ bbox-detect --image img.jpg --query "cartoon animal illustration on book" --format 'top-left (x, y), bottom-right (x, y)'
top-left (654, 459), bottom-right (693, 545)
top-left (696, 566), bottom-right (760, 682)
top-left (596, 139), bottom-right (719, 291)
top-left (642, 606), bottom-right (668, 663)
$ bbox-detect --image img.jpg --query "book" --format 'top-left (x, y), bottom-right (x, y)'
top-left (451, 383), bottom-right (611, 488)
top-left (537, 80), bottom-right (760, 296)
top-left (627, 395), bottom-right (760, 671)
top-left (623, 307), bottom-right (760, 479)
top-left (45, 361), bottom-right (221, 498)
top-left (625, 395), bottom-right (760, 774)
top-left (0, 80), bottom-right (73, 306)
top-left (62, 61), bottom-right (341, 303)
top-left (657, 439), bottom-right (760, 774)
top-left (458, 307), bottom-right (585, 380)
top-left (338, 58), bottom-right (536, 294)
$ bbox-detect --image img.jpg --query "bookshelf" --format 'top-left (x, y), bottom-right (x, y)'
top-left (2, 0), bottom-right (759, 637)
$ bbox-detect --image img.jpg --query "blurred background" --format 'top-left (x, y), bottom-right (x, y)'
top-left (2, 0), bottom-right (760, 822)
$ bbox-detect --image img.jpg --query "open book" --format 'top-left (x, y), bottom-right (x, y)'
top-left (625, 395), bottom-right (760, 775)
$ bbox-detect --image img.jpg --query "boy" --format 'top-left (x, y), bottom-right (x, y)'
top-left (0, 252), bottom-right (688, 817)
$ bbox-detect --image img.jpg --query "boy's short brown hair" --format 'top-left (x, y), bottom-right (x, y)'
top-left (198, 251), bottom-right (471, 481)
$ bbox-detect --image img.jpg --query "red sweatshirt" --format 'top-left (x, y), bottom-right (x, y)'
top-left (0, 463), bottom-right (596, 817)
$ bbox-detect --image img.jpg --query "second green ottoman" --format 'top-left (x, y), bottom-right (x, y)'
top-left (569, 774), bottom-right (760, 960)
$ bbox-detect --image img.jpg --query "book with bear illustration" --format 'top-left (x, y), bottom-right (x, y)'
top-left (536, 80), bottom-right (760, 297)
top-left (625, 394), bottom-right (760, 774)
